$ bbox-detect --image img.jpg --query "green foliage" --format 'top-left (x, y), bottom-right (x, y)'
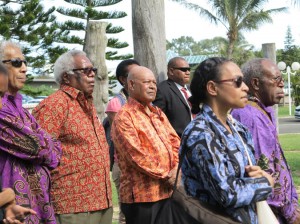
top-left (108, 72), bottom-right (118, 96)
top-left (56, 0), bottom-right (132, 60)
top-left (166, 35), bottom-right (255, 66)
top-left (277, 26), bottom-right (300, 106)
top-left (0, 0), bottom-right (69, 73)
top-left (171, 0), bottom-right (287, 58)
top-left (20, 84), bottom-right (55, 97)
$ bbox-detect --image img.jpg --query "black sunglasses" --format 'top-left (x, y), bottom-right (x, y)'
top-left (173, 67), bottom-right (191, 72)
top-left (2, 59), bottom-right (27, 68)
top-left (72, 67), bottom-right (97, 77)
top-left (214, 76), bottom-right (243, 88)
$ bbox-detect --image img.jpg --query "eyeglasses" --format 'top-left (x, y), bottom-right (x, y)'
top-left (214, 76), bottom-right (243, 88)
top-left (72, 67), bottom-right (97, 77)
top-left (270, 76), bottom-right (284, 84)
top-left (172, 67), bottom-right (191, 72)
top-left (2, 59), bottom-right (27, 68)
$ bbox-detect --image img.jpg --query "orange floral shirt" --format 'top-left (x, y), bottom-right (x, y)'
top-left (32, 85), bottom-right (112, 214)
top-left (111, 98), bottom-right (180, 203)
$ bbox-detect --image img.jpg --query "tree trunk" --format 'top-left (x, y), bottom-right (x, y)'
top-left (131, 0), bottom-right (167, 82)
top-left (84, 21), bottom-right (108, 121)
top-left (262, 43), bottom-right (279, 133)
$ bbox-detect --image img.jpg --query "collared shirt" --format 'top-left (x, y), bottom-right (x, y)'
top-left (232, 101), bottom-right (299, 224)
top-left (32, 85), bottom-right (112, 214)
top-left (181, 104), bottom-right (272, 224)
top-left (0, 93), bottom-right (62, 224)
top-left (111, 97), bottom-right (180, 203)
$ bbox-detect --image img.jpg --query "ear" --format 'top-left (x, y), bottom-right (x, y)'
top-left (168, 68), bottom-right (174, 76)
top-left (62, 73), bottom-right (70, 84)
top-left (119, 76), bottom-right (127, 86)
top-left (207, 80), bottom-right (217, 96)
top-left (251, 77), bottom-right (260, 90)
top-left (128, 79), bottom-right (134, 91)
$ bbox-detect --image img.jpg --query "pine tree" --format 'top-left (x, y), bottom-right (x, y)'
top-left (56, 0), bottom-right (133, 60)
top-left (284, 26), bottom-right (295, 51)
top-left (0, 0), bottom-right (69, 74)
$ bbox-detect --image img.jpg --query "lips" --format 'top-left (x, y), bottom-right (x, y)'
top-left (18, 77), bottom-right (26, 82)
top-left (277, 92), bottom-right (284, 98)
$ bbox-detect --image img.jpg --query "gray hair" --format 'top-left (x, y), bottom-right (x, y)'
top-left (0, 41), bottom-right (23, 60)
top-left (54, 50), bottom-right (87, 84)
top-left (241, 58), bottom-right (265, 87)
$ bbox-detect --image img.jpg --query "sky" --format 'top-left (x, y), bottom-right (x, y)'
top-left (45, 0), bottom-right (300, 68)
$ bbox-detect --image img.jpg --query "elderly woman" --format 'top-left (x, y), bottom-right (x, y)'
top-left (180, 57), bottom-right (274, 223)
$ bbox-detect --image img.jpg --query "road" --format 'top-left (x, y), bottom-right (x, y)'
top-left (278, 117), bottom-right (300, 134)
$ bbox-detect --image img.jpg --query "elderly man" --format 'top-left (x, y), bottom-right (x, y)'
top-left (105, 59), bottom-right (140, 224)
top-left (111, 66), bottom-right (180, 224)
top-left (0, 63), bottom-right (37, 224)
top-left (32, 50), bottom-right (112, 224)
top-left (231, 58), bottom-right (300, 224)
top-left (0, 41), bottom-right (62, 224)
top-left (153, 57), bottom-right (192, 137)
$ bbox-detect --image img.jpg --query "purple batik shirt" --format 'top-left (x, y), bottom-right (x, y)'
top-left (232, 101), bottom-right (299, 224)
top-left (0, 93), bottom-right (62, 224)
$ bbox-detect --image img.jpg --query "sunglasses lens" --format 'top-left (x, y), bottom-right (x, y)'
top-left (236, 77), bottom-right (243, 88)
top-left (92, 68), bottom-right (97, 74)
top-left (177, 68), bottom-right (190, 72)
top-left (11, 59), bottom-right (27, 68)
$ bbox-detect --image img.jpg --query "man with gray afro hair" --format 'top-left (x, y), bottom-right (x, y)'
top-left (33, 50), bottom-right (113, 224)
top-left (232, 58), bottom-right (300, 224)
top-left (53, 50), bottom-right (87, 85)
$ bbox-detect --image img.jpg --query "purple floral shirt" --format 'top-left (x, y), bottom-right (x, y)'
top-left (232, 101), bottom-right (299, 224)
top-left (0, 93), bottom-right (62, 224)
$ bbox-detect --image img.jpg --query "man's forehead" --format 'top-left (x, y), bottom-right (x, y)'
top-left (4, 46), bottom-right (24, 59)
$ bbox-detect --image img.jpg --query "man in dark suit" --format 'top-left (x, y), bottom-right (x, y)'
top-left (153, 57), bottom-right (192, 137)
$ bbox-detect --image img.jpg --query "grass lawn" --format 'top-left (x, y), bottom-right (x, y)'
top-left (278, 105), bottom-right (295, 117)
top-left (279, 134), bottom-right (300, 204)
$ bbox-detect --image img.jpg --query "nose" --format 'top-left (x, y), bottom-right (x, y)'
top-left (21, 61), bottom-right (27, 73)
top-left (278, 79), bottom-right (284, 87)
top-left (242, 82), bottom-right (249, 92)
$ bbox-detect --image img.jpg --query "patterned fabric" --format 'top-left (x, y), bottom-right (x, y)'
top-left (180, 104), bottom-right (272, 224)
top-left (105, 88), bottom-right (128, 163)
top-left (0, 93), bottom-right (62, 224)
top-left (111, 98), bottom-right (180, 203)
top-left (32, 85), bottom-right (112, 214)
top-left (232, 101), bottom-right (299, 224)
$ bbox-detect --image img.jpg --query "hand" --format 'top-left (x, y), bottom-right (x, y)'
top-left (4, 204), bottom-right (36, 224)
top-left (245, 165), bottom-right (274, 187)
top-left (0, 188), bottom-right (15, 207)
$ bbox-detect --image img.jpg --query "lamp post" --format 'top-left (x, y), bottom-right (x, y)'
top-left (277, 61), bottom-right (300, 115)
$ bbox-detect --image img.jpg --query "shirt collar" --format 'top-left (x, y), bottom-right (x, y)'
top-left (248, 96), bottom-right (274, 115)
top-left (128, 97), bottom-right (158, 114)
top-left (3, 92), bottom-right (22, 106)
top-left (60, 84), bottom-right (93, 101)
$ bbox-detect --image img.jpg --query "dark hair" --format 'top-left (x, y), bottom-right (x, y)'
top-left (190, 57), bottom-right (231, 114)
top-left (0, 62), bottom-right (8, 76)
top-left (116, 59), bottom-right (140, 83)
top-left (167, 57), bottom-right (186, 69)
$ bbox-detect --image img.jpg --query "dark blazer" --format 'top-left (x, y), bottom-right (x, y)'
top-left (153, 79), bottom-right (191, 137)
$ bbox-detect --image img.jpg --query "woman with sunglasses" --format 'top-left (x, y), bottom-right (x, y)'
top-left (179, 57), bottom-right (274, 223)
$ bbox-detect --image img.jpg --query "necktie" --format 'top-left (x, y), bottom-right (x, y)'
top-left (181, 87), bottom-right (192, 108)
top-left (181, 87), bottom-right (196, 119)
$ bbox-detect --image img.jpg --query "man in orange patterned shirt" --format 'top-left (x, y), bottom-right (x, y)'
top-left (32, 50), bottom-right (112, 224)
top-left (111, 66), bottom-right (180, 224)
